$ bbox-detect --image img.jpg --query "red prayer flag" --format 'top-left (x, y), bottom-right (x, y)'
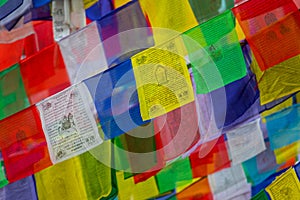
top-left (20, 43), bottom-right (71, 104)
top-left (0, 106), bottom-right (52, 182)
top-left (189, 136), bottom-right (231, 178)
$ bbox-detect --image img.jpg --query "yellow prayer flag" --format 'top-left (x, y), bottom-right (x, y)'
top-left (131, 38), bottom-right (194, 120)
top-left (116, 171), bottom-right (159, 200)
top-left (266, 168), bottom-right (300, 200)
top-left (139, 0), bottom-right (198, 44)
top-left (250, 55), bottom-right (300, 105)
top-left (35, 157), bottom-right (88, 200)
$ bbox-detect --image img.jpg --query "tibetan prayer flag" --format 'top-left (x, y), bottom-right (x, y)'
top-left (20, 44), bottom-right (70, 104)
top-left (139, 0), bottom-right (198, 44)
top-left (265, 104), bottom-right (300, 150)
top-left (78, 144), bottom-right (113, 199)
top-left (35, 157), bottom-right (88, 200)
top-left (59, 21), bottom-right (108, 84)
top-left (0, 39), bottom-right (24, 72)
top-left (189, 136), bottom-right (231, 178)
top-left (242, 142), bottom-right (278, 186)
top-left (31, 20), bottom-right (54, 52)
top-left (0, 64), bottom-right (29, 120)
top-left (226, 119), bottom-right (266, 165)
top-left (84, 60), bottom-right (148, 139)
top-left (209, 43), bottom-right (258, 129)
top-left (266, 168), bottom-right (300, 199)
top-left (208, 164), bottom-right (251, 200)
top-left (154, 102), bottom-right (200, 161)
top-left (233, 0), bottom-right (297, 37)
top-left (248, 11), bottom-right (300, 70)
top-left (97, 0), bottom-right (153, 66)
top-left (37, 83), bottom-right (103, 164)
top-left (183, 10), bottom-right (247, 94)
top-left (155, 158), bottom-right (193, 194)
top-left (250, 53), bottom-right (300, 105)
top-left (233, 0), bottom-right (299, 70)
top-left (132, 38), bottom-right (194, 120)
top-left (116, 171), bottom-right (159, 200)
top-left (117, 121), bottom-right (163, 174)
top-left (0, 106), bottom-right (52, 182)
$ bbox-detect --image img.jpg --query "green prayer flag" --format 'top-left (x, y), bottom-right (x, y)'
top-left (183, 10), bottom-right (247, 94)
top-left (155, 158), bottom-right (193, 194)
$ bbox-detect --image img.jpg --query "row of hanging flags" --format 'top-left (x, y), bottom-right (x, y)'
top-left (1, 0), bottom-right (300, 199)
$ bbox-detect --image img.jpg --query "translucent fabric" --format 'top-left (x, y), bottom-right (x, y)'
top-left (265, 104), bottom-right (300, 150)
top-left (0, 176), bottom-right (37, 200)
top-left (59, 21), bottom-right (108, 84)
top-left (116, 121), bottom-right (163, 174)
top-left (0, 64), bottom-right (29, 120)
top-left (155, 158), bottom-right (193, 194)
top-left (139, 0), bottom-right (198, 44)
top-left (31, 21), bottom-right (54, 52)
top-left (97, 0), bottom-right (153, 66)
top-left (84, 60), bottom-right (148, 139)
top-left (154, 102), bottom-right (200, 161)
top-left (0, 40), bottom-right (24, 72)
top-left (20, 44), bottom-right (70, 104)
top-left (250, 53), bottom-right (300, 105)
top-left (233, 0), bottom-right (299, 70)
top-left (242, 142), bottom-right (280, 186)
top-left (210, 43), bottom-right (294, 130)
top-left (0, 106), bottom-right (52, 182)
top-left (35, 149), bottom-right (113, 200)
top-left (35, 157), bottom-right (88, 200)
top-left (176, 177), bottom-right (213, 200)
top-left (132, 39), bottom-right (194, 120)
top-left (189, 135), bottom-right (231, 178)
top-left (184, 11), bottom-right (247, 94)
top-left (188, 0), bottom-right (234, 23)
top-left (116, 171), bottom-right (159, 200)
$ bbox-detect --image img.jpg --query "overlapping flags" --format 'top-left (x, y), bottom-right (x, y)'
top-left (0, 0), bottom-right (300, 199)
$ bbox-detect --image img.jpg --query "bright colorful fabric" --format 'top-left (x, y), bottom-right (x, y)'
top-left (184, 11), bottom-right (247, 93)
top-left (20, 44), bottom-right (70, 104)
top-left (0, 64), bottom-right (29, 120)
top-left (0, 106), bottom-right (52, 182)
